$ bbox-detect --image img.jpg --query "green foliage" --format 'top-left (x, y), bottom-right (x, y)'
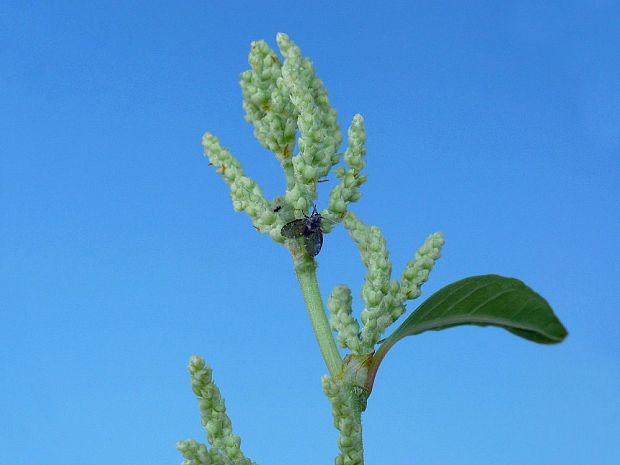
top-left (386, 274), bottom-right (567, 345)
top-left (366, 275), bottom-right (568, 392)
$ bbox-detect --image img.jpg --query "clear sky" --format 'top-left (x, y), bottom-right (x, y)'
top-left (1, 1), bottom-right (619, 464)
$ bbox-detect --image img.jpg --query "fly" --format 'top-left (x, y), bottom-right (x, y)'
top-left (281, 205), bottom-right (323, 256)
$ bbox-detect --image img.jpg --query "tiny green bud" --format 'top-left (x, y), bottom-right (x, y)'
top-left (302, 165), bottom-right (317, 181)
top-left (333, 197), bottom-right (347, 214)
top-left (177, 439), bottom-right (211, 465)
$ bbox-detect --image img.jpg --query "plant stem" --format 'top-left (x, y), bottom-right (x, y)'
top-left (294, 256), bottom-right (343, 378)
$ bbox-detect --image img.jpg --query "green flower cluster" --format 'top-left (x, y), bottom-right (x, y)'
top-left (177, 356), bottom-right (256, 465)
top-left (322, 114), bottom-right (367, 231)
top-left (188, 31), bottom-right (568, 465)
top-left (328, 213), bottom-right (444, 355)
top-left (328, 285), bottom-right (361, 354)
top-left (240, 40), bottom-right (297, 164)
top-left (400, 232), bottom-right (445, 300)
top-left (196, 33), bottom-right (443, 465)
top-left (203, 33), bottom-right (367, 255)
top-left (202, 133), bottom-right (279, 241)
top-left (322, 376), bottom-right (365, 465)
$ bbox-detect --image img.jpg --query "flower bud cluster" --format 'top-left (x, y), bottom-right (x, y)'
top-left (334, 213), bottom-right (443, 353)
top-left (202, 133), bottom-right (282, 242)
top-left (277, 33), bottom-right (342, 213)
top-left (343, 212), bottom-right (403, 353)
top-left (400, 232), bottom-right (445, 300)
top-left (328, 285), bottom-right (362, 353)
top-left (178, 439), bottom-right (226, 465)
top-left (182, 356), bottom-right (256, 465)
top-left (177, 439), bottom-right (241, 465)
top-left (240, 40), bottom-right (297, 165)
top-left (205, 34), bottom-right (369, 253)
top-left (322, 114), bottom-right (367, 233)
top-left (322, 376), bottom-right (365, 465)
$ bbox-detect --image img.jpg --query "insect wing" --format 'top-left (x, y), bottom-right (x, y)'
top-left (304, 229), bottom-right (323, 256)
top-left (281, 219), bottom-right (306, 238)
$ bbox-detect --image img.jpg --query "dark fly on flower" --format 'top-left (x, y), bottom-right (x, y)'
top-left (281, 205), bottom-right (324, 256)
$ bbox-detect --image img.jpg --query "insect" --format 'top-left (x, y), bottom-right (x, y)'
top-left (281, 205), bottom-right (324, 256)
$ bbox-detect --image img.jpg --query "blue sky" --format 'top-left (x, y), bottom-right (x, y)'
top-left (1, 1), bottom-right (619, 464)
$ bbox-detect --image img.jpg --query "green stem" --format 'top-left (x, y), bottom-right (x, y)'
top-left (363, 339), bottom-right (392, 394)
top-left (293, 256), bottom-right (343, 378)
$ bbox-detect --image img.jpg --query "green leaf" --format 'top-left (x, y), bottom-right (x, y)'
top-left (387, 274), bottom-right (568, 346)
top-left (365, 275), bottom-right (568, 393)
